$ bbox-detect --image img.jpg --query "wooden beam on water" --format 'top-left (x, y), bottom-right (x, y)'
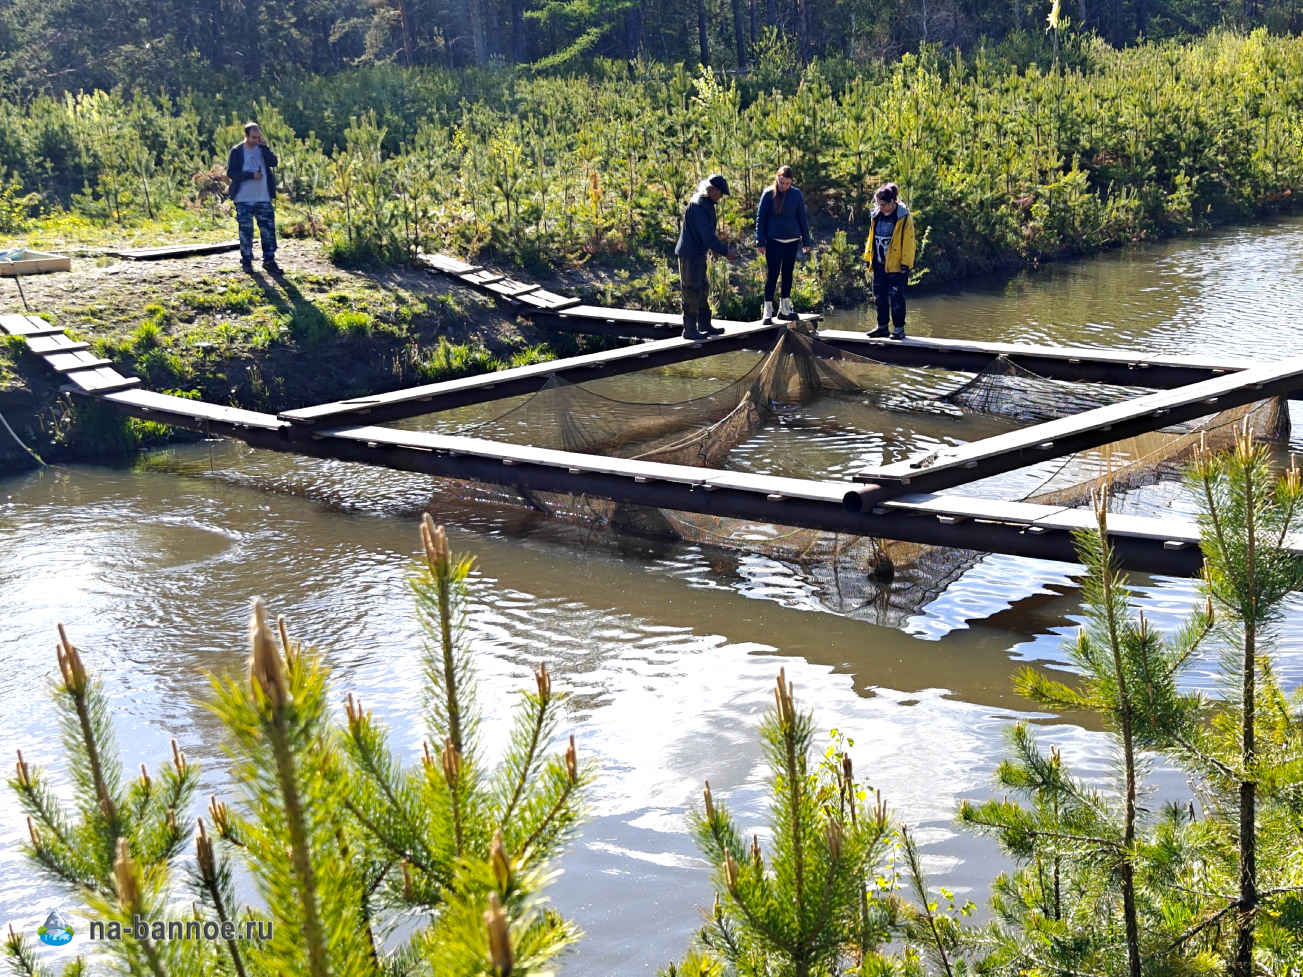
top-left (815, 330), bottom-right (1272, 394)
top-left (278, 321), bottom-right (788, 427)
top-left (529, 304), bottom-right (821, 339)
top-left (289, 424), bottom-right (1253, 575)
top-left (854, 353), bottom-right (1303, 493)
top-left (101, 388), bottom-right (286, 431)
top-left (529, 313), bottom-right (1276, 392)
top-left (77, 386), bottom-right (1298, 575)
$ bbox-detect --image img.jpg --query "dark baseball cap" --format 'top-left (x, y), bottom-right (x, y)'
top-left (707, 174), bottom-right (730, 195)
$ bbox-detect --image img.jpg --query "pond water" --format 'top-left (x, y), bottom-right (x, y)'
top-left (4, 217), bottom-right (1303, 973)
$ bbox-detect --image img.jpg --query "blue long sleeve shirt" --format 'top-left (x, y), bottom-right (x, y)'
top-left (754, 186), bottom-right (811, 247)
top-left (675, 193), bottom-right (729, 259)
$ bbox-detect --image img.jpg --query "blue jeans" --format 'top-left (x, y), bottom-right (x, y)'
top-left (235, 201), bottom-right (277, 262)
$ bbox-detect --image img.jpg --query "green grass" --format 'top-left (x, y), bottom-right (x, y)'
top-left (177, 284), bottom-right (262, 314)
top-left (4, 205), bottom-right (233, 253)
top-left (0, 335), bottom-right (24, 387)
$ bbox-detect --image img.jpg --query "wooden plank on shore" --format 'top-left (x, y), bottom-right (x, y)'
top-left (521, 292), bottom-right (580, 309)
top-left (25, 335), bottom-right (90, 354)
top-left (418, 253), bottom-right (482, 275)
top-left (108, 240), bottom-right (240, 260)
top-left (856, 352), bottom-right (1303, 492)
top-left (536, 296), bottom-right (582, 311)
top-left (64, 367), bottom-right (140, 394)
top-left (0, 314), bottom-right (62, 337)
top-left (44, 351), bottom-right (113, 373)
top-left (502, 283), bottom-right (542, 299)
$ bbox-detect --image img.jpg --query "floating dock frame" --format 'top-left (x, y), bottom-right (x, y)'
top-left (7, 254), bottom-right (1303, 578)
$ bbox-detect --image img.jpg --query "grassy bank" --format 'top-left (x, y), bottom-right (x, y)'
top-left (0, 239), bottom-right (593, 470)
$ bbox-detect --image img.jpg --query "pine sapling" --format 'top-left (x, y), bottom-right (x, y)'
top-left (685, 669), bottom-right (893, 977)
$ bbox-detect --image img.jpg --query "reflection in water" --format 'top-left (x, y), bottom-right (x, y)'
top-left (4, 219), bottom-right (1303, 974)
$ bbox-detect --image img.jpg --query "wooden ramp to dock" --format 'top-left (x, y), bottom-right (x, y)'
top-left (420, 253), bottom-right (581, 311)
top-left (9, 291), bottom-right (1303, 578)
top-left (1, 314), bottom-right (139, 394)
top-left (418, 251), bottom-right (823, 339)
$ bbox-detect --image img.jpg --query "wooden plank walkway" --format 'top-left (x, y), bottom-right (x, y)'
top-left (102, 389), bottom-right (284, 431)
top-left (418, 253), bottom-right (579, 310)
top-left (419, 251), bottom-right (817, 333)
top-left (0, 313), bottom-right (64, 337)
top-left (0, 314), bottom-right (140, 395)
top-left (855, 352), bottom-right (1303, 492)
top-left (309, 424), bottom-right (1233, 573)
top-left (418, 252), bottom-right (1276, 397)
top-left (107, 241), bottom-right (241, 261)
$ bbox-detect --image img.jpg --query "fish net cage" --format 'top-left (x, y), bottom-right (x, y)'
top-left (425, 327), bottom-right (1289, 619)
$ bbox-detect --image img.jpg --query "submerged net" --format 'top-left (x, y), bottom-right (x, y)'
top-left (425, 330), bottom-right (1290, 620)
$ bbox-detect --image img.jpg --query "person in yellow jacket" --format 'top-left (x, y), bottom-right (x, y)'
top-left (862, 183), bottom-right (915, 339)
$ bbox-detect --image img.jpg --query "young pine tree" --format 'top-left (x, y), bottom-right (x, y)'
top-left (338, 513), bottom-right (591, 975)
top-left (672, 669), bottom-right (894, 977)
top-left (1169, 429), bottom-right (1303, 975)
top-left (9, 515), bottom-right (588, 977)
top-left (960, 490), bottom-right (1210, 977)
top-left (7, 626), bottom-right (207, 977)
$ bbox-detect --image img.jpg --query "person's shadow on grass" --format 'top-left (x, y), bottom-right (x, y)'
top-left (246, 269), bottom-right (338, 346)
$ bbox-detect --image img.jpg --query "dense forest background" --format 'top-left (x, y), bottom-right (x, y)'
top-left (2, 0), bottom-right (1303, 94)
top-left (1, 2), bottom-right (1301, 306)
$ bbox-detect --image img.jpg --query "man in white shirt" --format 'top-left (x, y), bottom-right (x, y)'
top-left (225, 122), bottom-right (281, 275)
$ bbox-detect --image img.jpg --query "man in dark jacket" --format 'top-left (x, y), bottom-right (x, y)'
top-left (674, 174), bottom-right (737, 341)
top-left (227, 122), bottom-right (281, 275)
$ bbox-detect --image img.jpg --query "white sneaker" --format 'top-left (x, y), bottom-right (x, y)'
top-left (762, 301), bottom-right (774, 323)
top-left (779, 297), bottom-right (797, 320)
